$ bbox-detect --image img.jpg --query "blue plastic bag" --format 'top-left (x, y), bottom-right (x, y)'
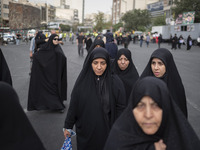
top-left (61, 130), bottom-right (76, 150)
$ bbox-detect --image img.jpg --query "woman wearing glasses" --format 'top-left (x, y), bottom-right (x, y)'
top-left (28, 34), bottom-right (67, 112)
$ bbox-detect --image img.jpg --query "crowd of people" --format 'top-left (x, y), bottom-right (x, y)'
top-left (0, 30), bottom-right (200, 150)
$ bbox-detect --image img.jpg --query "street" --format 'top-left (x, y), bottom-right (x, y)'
top-left (1, 40), bottom-right (200, 150)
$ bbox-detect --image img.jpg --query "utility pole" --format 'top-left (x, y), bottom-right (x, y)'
top-left (82, 0), bottom-right (85, 24)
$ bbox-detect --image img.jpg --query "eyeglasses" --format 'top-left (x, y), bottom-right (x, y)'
top-left (53, 38), bottom-right (59, 41)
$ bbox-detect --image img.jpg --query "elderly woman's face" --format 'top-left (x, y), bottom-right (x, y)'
top-left (133, 96), bottom-right (162, 135)
top-left (151, 58), bottom-right (166, 78)
top-left (92, 58), bottom-right (107, 76)
top-left (117, 54), bottom-right (130, 71)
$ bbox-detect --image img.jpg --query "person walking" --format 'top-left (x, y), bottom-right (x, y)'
top-left (63, 48), bottom-right (126, 150)
top-left (76, 32), bottom-right (85, 56)
top-left (178, 35), bottom-right (184, 49)
top-left (140, 48), bottom-right (188, 117)
top-left (104, 77), bottom-right (200, 150)
top-left (146, 34), bottom-right (150, 47)
top-left (0, 48), bottom-right (12, 85)
top-left (113, 48), bottom-right (139, 102)
top-left (140, 34), bottom-right (144, 47)
top-left (28, 34), bottom-right (67, 112)
top-left (105, 32), bottom-right (118, 62)
top-left (171, 34), bottom-right (178, 50)
top-left (158, 34), bottom-right (162, 48)
top-left (187, 35), bottom-right (192, 50)
top-left (29, 32), bottom-right (37, 75)
top-left (0, 82), bottom-right (46, 150)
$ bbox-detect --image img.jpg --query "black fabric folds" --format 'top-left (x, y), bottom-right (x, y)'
top-left (0, 48), bottom-right (12, 85)
top-left (140, 48), bottom-right (188, 117)
top-left (64, 48), bottom-right (126, 150)
top-left (104, 77), bottom-right (200, 150)
top-left (0, 82), bottom-right (45, 150)
top-left (113, 48), bottom-right (139, 103)
top-left (28, 34), bottom-right (67, 111)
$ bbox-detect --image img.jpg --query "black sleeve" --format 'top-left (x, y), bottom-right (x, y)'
top-left (112, 74), bottom-right (126, 118)
top-left (64, 89), bottom-right (79, 129)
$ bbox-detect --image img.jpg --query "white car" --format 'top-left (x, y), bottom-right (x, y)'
top-left (1, 33), bottom-right (14, 43)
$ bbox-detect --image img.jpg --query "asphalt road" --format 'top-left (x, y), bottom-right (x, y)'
top-left (1, 40), bottom-right (200, 150)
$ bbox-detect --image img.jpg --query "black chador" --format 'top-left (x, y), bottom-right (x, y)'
top-left (104, 77), bottom-right (200, 150)
top-left (64, 48), bottom-right (126, 150)
top-left (0, 48), bottom-right (12, 85)
top-left (113, 48), bottom-right (139, 103)
top-left (0, 82), bottom-right (45, 150)
top-left (140, 48), bottom-right (188, 117)
top-left (28, 34), bottom-right (67, 111)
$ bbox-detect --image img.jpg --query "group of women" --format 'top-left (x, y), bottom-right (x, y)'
top-left (63, 34), bottom-right (200, 150)
top-left (1, 32), bottom-right (200, 149)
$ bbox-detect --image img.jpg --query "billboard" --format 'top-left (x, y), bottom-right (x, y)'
top-left (147, 2), bottom-right (164, 12)
top-left (182, 11), bottom-right (195, 25)
top-left (175, 14), bottom-right (183, 25)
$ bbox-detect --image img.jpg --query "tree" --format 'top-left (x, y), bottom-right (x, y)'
top-left (94, 11), bottom-right (105, 32)
top-left (121, 9), bottom-right (151, 31)
top-left (112, 22), bottom-right (123, 32)
top-left (173, 0), bottom-right (200, 23)
top-left (152, 16), bottom-right (166, 26)
top-left (59, 24), bottom-right (71, 32)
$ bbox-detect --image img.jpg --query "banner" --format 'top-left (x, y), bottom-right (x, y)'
top-left (175, 14), bottom-right (183, 25)
top-left (182, 11), bottom-right (195, 25)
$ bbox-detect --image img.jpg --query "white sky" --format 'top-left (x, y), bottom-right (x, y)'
top-left (27, 0), bottom-right (112, 15)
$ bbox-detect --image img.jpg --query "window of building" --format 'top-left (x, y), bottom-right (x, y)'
top-left (3, 4), bottom-right (9, 9)
top-left (181, 26), bottom-right (187, 31)
top-left (4, 13), bottom-right (8, 18)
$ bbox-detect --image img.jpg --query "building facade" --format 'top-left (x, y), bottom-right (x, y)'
top-left (9, 2), bottom-right (41, 30)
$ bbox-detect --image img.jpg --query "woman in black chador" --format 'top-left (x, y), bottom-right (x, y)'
top-left (140, 48), bottom-right (187, 118)
top-left (63, 48), bottom-right (126, 150)
top-left (0, 48), bottom-right (12, 85)
top-left (28, 34), bottom-right (67, 111)
top-left (104, 77), bottom-right (200, 150)
top-left (0, 82), bottom-right (45, 150)
top-left (113, 48), bottom-right (139, 103)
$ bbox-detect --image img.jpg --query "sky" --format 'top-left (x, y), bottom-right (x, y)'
top-left (27, 0), bottom-right (112, 15)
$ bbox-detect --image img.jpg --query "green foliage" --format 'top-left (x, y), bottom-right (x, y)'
top-left (121, 9), bottom-right (151, 31)
top-left (173, 0), bottom-right (200, 23)
top-left (59, 24), bottom-right (71, 32)
top-left (113, 22), bottom-right (123, 32)
top-left (94, 12), bottom-right (105, 32)
top-left (152, 16), bottom-right (166, 26)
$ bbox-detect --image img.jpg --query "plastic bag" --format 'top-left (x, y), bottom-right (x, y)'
top-left (61, 130), bottom-right (76, 150)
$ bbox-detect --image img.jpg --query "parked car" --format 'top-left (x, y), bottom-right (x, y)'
top-left (1, 33), bottom-right (15, 44)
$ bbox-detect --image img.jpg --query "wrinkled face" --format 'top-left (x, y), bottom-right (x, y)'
top-left (133, 96), bottom-right (162, 135)
top-left (117, 54), bottom-right (130, 71)
top-left (151, 58), bottom-right (166, 78)
top-left (92, 58), bottom-right (107, 76)
top-left (53, 36), bottom-right (59, 45)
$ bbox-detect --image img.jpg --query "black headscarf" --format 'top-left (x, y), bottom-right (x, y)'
top-left (64, 48), bottom-right (126, 150)
top-left (113, 48), bottom-right (139, 103)
top-left (0, 49), bottom-right (12, 85)
top-left (28, 34), bottom-right (67, 111)
top-left (83, 39), bottom-right (105, 67)
top-left (0, 82), bottom-right (45, 150)
top-left (104, 77), bottom-right (200, 150)
top-left (140, 48), bottom-right (187, 117)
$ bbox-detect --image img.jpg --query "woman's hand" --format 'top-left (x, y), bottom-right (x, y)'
top-left (154, 139), bottom-right (166, 150)
top-left (64, 129), bottom-right (71, 139)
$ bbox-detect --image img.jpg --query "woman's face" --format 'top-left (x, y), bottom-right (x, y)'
top-left (52, 36), bottom-right (59, 45)
top-left (117, 54), bottom-right (130, 71)
top-left (151, 58), bottom-right (166, 78)
top-left (92, 58), bottom-right (107, 76)
top-left (133, 96), bottom-right (162, 135)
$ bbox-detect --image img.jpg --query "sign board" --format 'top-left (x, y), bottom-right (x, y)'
top-left (182, 11), bottom-right (195, 25)
top-left (147, 2), bottom-right (164, 12)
